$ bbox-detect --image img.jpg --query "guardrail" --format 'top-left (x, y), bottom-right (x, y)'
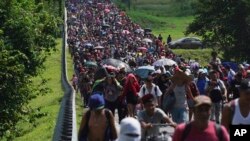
top-left (52, 5), bottom-right (77, 141)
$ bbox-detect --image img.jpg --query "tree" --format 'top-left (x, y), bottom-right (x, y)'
top-left (186, 0), bottom-right (250, 62)
top-left (0, 0), bottom-right (60, 139)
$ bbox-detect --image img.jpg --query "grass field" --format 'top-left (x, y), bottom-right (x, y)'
top-left (14, 39), bottom-right (63, 141)
top-left (115, 0), bottom-right (196, 40)
top-left (65, 48), bottom-right (84, 131)
top-left (115, 0), bottom-right (217, 64)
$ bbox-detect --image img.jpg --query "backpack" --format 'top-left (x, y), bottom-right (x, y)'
top-left (79, 109), bottom-right (113, 141)
top-left (208, 80), bottom-right (224, 103)
top-left (181, 122), bottom-right (223, 141)
top-left (142, 85), bottom-right (158, 96)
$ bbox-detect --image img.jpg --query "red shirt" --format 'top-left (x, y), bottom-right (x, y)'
top-left (173, 121), bottom-right (229, 141)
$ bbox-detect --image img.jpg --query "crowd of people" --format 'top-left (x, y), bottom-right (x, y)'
top-left (66, 0), bottom-right (250, 141)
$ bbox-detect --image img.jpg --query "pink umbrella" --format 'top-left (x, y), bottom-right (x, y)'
top-left (104, 9), bottom-right (110, 13)
top-left (122, 30), bottom-right (130, 34)
top-left (137, 47), bottom-right (148, 52)
top-left (117, 21), bottom-right (122, 25)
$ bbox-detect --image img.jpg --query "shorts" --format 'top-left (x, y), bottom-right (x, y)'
top-left (126, 92), bottom-right (138, 105)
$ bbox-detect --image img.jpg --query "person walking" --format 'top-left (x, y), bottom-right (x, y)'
top-left (123, 73), bottom-right (140, 117)
top-left (167, 35), bottom-right (172, 44)
top-left (166, 68), bottom-right (194, 123)
top-left (103, 73), bottom-right (123, 115)
top-left (138, 94), bottom-right (176, 140)
top-left (118, 117), bottom-right (141, 141)
top-left (78, 94), bottom-right (118, 141)
top-left (206, 70), bottom-right (227, 124)
top-left (173, 95), bottom-right (229, 141)
top-left (195, 70), bottom-right (209, 95)
top-left (138, 75), bottom-right (163, 107)
top-left (221, 78), bottom-right (250, 132)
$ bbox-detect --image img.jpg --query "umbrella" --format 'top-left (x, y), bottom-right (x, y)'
top-left (153, 58), bottom-right (177, 66)
top-left (122, 30), bottom-right (130, 35)
top-left (101, 58), bottom-right (132, 72)
top-left (85, 61), bottom-right (97, 67)
top-left (102, 24), bottom-right (110, 28)
top-left (137, 47), bottom-right (148, 52)
top-left (134, 66), bottom-right (155, 79)
top-left (104, 9), bottom-right (110, 13)
top-left (142, 38), bottom-right (153, 43)
top-left (84, 43), bottom-right (93, 48)
top-left (117, 21), bottom-right (122, 25)
top-left (94, 67), bottom-right (108, 80)
top-left (103, 64), bottom-right (118, 72)
top-left (144, 28), bottom-right (152, 32)
top-left (94, 46), bottom-right (104, 49)
top-left (135, 29), bottom-right (144, 33)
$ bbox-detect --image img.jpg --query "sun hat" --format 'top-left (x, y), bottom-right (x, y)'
top-left (118, 117), bottom-right (141, 141)
top-left (88, 93), bottom-right (105, 110)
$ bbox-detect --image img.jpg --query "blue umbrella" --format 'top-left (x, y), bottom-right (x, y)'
top-left (134, 66), bottom-right (155, 79)
top-left (222, 62), bottom-right (238, 72)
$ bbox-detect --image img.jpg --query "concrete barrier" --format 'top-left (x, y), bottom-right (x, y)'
top-left (52, 5), bottom-right (77, 141)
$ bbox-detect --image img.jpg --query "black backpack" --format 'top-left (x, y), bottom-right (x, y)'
top-left (181, 122), bottom-right (223, 141)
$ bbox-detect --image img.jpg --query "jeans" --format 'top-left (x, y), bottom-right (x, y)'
top-left (171, 107), bottom-right (188, 124)
top-left (211, 101), bottom-right (222, 124)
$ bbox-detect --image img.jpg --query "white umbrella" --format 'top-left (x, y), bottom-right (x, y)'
top-left (142, 38), bottom-right (153, 43)
top-left (135, 29), bottom-right (144, 33)
top-left (94, 46), bottom-right (104, 49)
top-left (153, 58), bottom-right (177, 66)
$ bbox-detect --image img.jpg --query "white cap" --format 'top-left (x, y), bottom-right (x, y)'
top-left (185, 69), bottom-right (191, 76)
top-left (118, 117), bottom-right (141, 141)
top-left (198, 69), bottom-right (205, 74)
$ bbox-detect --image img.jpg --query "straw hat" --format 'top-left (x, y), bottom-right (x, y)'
top-left (170, 67), bottom-right (192, 85)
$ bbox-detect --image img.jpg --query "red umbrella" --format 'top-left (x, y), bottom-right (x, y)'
top-left (103, 64), bottom-right (118, 72)
top-left (137, 47), bottom-right (148, 52)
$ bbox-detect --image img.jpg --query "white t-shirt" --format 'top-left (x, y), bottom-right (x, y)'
top-left (139, 84), bottom-right (162, 104)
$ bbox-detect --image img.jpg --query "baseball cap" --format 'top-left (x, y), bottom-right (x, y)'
top-left (118, 117), bottom-right (141, 141)
top-left (240, 79), bottom-right (250, 92)
top-left (194, 95), bottom-right (212, 107)
top-left (88, 94), bottom-right (105, 110)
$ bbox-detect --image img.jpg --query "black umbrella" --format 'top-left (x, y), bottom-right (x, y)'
top-left (100, 58), bottom-right (132, 72)
top-left (94, 67), bottom-right (108, 80)
top-left (144, 28), bottom-right (152, 32)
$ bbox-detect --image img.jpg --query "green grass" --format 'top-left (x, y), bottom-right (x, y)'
top-left (15, 39), bottom-right (63, 141)
top-left (65, 48), bottom-right (84, 131)
top-left (115, 0), bottom-right (196, 40)
top-left (172, 48), bottom-right (222, 67)
top-left (127, 10), bottom-right (194, 40)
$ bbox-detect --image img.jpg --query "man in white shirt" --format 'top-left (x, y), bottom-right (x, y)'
top-left (222, 78), bottom-right (250, 132)
top-left (138, 76), bottom-right (163, 107)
